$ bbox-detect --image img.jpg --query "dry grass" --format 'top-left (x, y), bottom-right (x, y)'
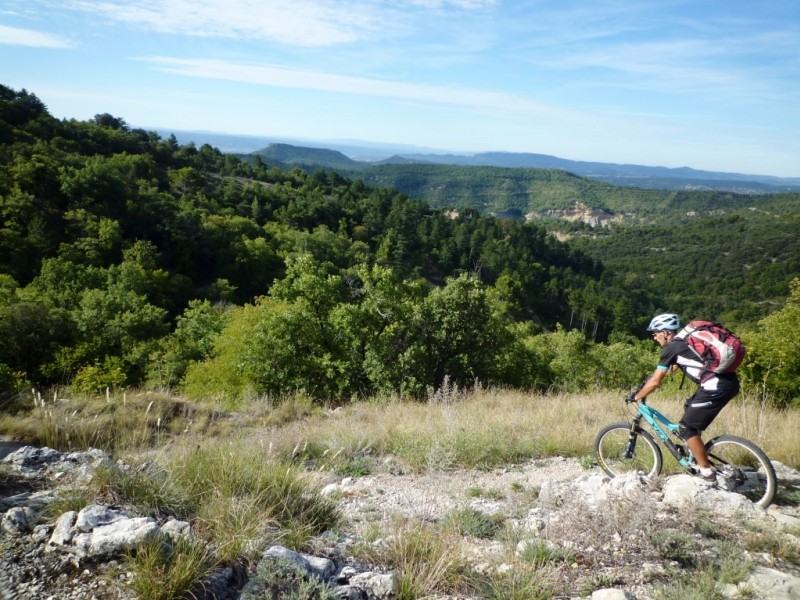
top-left (355, 519), bottom-right (473, 600)
top-left (3, 385), bottom-right (798, 472)
top-left (233, 386), bottom-right (800, 471)
top-left (0, 389), bottom-right (223, 453)
top-left (243, 388), bottom-right (616, 471)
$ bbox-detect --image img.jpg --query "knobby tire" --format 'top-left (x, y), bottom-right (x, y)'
top-left (595, 422), bottom-right (663, 479)
top-left (705, 434), bottom-right (777, 509)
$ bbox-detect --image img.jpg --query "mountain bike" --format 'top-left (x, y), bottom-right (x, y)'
top-left (594, 396), bottom-right (777, 508)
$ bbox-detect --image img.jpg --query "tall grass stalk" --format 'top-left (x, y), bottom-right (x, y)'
top-left (91, 462), bottom-right (196, 520)
top-left (0, 391), bottom-right (205, 453)
top-left (259, 389), bottom-right (617, 472)
top-left (127, 534), bottom-right (216, 600)
top-left (358, 520), bottom-right (471, 600)
top-left (479, 563), bottom-right (560, 600)
top-left (163, 439), bottom-right (340, 556)
top-left (251, 387), bottom-right (800, 471)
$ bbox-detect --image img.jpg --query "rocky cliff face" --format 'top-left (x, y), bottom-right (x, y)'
top-left (527, 201), bottom-right (624, 228)
top-left (2, 446), bottom-right (800, 600)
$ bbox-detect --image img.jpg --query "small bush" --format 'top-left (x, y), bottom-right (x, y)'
top-left (0, 363), bottom-right (29, 412)
top-left (517, 539), bottom-right (574, 566)
top-left (126, 534), bottom-right (216, 600)
top-left (649, 529), bottom-right (699, 567)
top-left (165, 442), bottom-right (339, 560)
top-left (240, 557), bottom-right (338, 600)
top-left (443, 507), bottom-right (505, 539)
top-left (92, 462), bottom-right (195, 519)
top-left (467, 486), bottom-right (504, 500)
top-left (333, 456), bottom-right (372, 478)
top-left (743, 530), bottom-right (800, 566)
top-left (195, 493), bottom-right (274, 564)
top-left (477, 563), bottom-right (559, 600)
top-left (357, 520), bottom-right (470, 600)
top-left (715, 542), bottom-right (752, 585)
top-left (654, 567), bottom-right (724, 600)
top-left (42, 488), bottom-right (93, 519)
top-left (580, 572), bottom-right (622, 596)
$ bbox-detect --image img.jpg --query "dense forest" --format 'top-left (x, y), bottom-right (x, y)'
top-left (251, 147), bottom-right (800, 324)
top-left (1, 84), bottom-right (798, 407)
top-left (330, 163), bottom-right (799, 323)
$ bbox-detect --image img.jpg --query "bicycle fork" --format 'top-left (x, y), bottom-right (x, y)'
top-left (624, 415), bottom-right (643, 458)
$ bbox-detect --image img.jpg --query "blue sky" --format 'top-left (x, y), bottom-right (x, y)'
top-left (2, 0), bottom-right (799, 177)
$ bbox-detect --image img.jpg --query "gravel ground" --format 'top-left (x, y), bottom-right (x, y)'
top-left (334, 456), bottom-right (587, 527)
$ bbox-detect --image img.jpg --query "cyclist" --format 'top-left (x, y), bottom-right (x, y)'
top-left (628, 313), bottom-right (740, 481)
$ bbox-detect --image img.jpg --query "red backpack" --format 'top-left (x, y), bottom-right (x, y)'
top-left (675, 321), bottom-right (746, 380)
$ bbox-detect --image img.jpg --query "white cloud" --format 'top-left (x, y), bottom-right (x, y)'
top-left (0, 24), bottom-right (73, 48)
top-left (67, 0), bottom-right (418, 46)
top-left (65, 0), bottom-right (498, 46)
top-left (142, 55), bottom-right (580, 122)
top-left (407, 0), bottom-right (497, 9)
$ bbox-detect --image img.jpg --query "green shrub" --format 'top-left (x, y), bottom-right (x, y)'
top-left (654, 567), bottom-right (724, 600)
top-left (443, 507), bottom-right (505, 539)
top-left (181, 303), bottom-right (263, 407)
top-left (127, 535), bottom-right (216, 600)
top-left (0, 363), bottom-right (29, 411)
top-left (477, 563), bottom-right (558, 600)
top-left (240, 557), bottom-right (337, 600)
top-left (357, 521), bottom-right (470, 600)
top-left (523, 328), bottom-right (597, 392)
top-left (92, 462), bottom-right (196, 519)
top-left (146, 299), bottom-right (229, 389)
top-left (740, 278), bottom-right (800, 407)
top-left (71, 357), bottom-right (127, 395)
top-left (590, 340), bottom-right (654, 390)
top-left (166, 443), bottom-right (339, 556)
top-left (517, 539), bottom-right (574, 566)
top-left (649, 529), bottom-right (699, 567)
top-left (333, 456), bottom-right (372, 478)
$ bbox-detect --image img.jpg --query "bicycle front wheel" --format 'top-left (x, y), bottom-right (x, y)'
top-left (705, 435), bottom-right (777, 509)
top-left (595, 422), bottom-right (663, 479)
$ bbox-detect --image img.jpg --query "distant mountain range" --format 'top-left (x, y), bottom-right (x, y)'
top-left (156, 128), bottom-right (800, 194)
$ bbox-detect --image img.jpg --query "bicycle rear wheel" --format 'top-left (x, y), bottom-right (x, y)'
top-left (595, 422), bottom-right (663, 479)
top-left (705, 435), bottom-right (777, 509)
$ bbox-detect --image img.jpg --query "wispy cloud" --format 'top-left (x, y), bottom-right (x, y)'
top-left (68, 0), bottom-right (385, 45)
top-left (407, 0), bottom-right (497, 10)
top-left (143, 55), bottom-right (578, 120)
top-left (67, 0), bottom-right (493, 47)
top-left (549, 37), bottom-right (798, 103)
top-left (0, 24), bottom-right (73, 48)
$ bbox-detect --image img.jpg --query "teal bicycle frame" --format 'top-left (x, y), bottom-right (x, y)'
top-left (599, 395), bottom-right (779, 508)
top-left (626, 400), bottom-right (694, 469)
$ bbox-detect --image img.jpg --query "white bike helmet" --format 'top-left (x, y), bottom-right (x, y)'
top-left (647, 313), bottom-right (680, 332)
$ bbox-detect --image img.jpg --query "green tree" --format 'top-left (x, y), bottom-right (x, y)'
top-left (0, 295), bottom-right (73, 385)
top-left (399, 273), bottom-right (511, 396)
top-left (741, 278), bottom-right (800, 407)
top-left (524, 327), bottom-right (598, 392)
top-left (147, 299), bottom-right (230, 389)
top-left (183, 255), bottom-right (354, 404)
top-left (329, 263), bottom-right (424, 396)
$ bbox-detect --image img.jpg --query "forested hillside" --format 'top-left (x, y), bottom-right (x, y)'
top-left (0, 84), bottom-right (652, 403)
top-left (2, 84), bottom-right (798, 407)
top-left (568, 211), bottom-right (799, 323)
top-left (355, 163), bottom-right (798, 218)
top-left (350, 163), bottom-right (800, 323)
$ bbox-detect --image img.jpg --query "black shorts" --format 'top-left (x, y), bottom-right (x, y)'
top-left (679, 376), bottom-right (740, 439)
